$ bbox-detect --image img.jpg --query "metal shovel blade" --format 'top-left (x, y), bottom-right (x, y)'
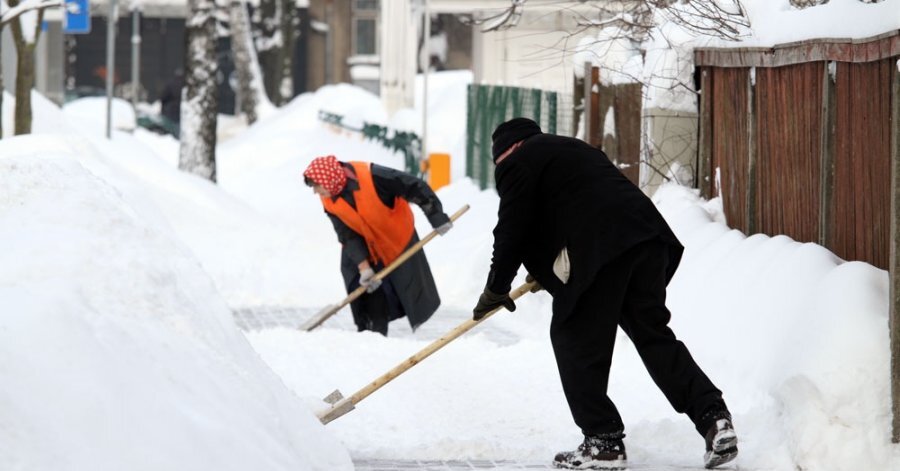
top-left (301, 304), bottom-right (339, 331)
top-left (317, 389), bottom-right (355, 424)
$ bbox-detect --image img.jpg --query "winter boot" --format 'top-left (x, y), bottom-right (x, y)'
top-left (703, 416), bottom-right (738, 469)
top-left (553, 432), bottom-right (627, 470)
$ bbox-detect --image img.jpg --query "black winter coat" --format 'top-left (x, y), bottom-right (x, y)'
top-left (486, 133), bottom-right (683, 319)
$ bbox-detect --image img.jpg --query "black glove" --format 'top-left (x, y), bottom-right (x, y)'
top-left (472, 288), bottom-right (516, 321)
top-left (525, 273), bottom-right (543, 293)
top-left (435, 221), bottom-right (453, 236)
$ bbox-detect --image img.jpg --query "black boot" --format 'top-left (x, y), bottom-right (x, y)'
top-left (702, 411), bottom-right (738, 469)
top-left (553, 432), bottom-right (626, 470)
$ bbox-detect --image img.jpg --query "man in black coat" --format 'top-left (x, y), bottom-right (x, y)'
top-left (472, 118), bottom-right (738, 470)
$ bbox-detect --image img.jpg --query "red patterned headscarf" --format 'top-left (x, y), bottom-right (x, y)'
top-left (303, 155), bottom-right (347, 196)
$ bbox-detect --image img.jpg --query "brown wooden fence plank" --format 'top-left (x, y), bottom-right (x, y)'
top-left (754, 62), bottom-right (824, 243)
top-left (830, 59), bottom-right (892, 269)
top-left (710, 67), bottom-right (751, 233)
top-left (698, 68), bottom-right (713, 199)
top-left (615, 83), bottom-right (642, 186)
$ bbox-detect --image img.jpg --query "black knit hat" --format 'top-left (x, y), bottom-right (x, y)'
top-left (491, 117), bottom-right (542, 161)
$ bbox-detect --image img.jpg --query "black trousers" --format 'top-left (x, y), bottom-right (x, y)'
top-left (549, 240), bottom-right (726, 436)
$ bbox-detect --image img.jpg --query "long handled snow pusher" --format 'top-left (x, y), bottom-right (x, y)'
top-left (316, 279), bottom-right (538, 424)
top-left (300, 204), bottom-right (471, 331)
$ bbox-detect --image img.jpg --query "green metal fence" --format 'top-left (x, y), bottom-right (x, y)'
top-left (466, 84), bottom-right (559, 189)
top-left (318, 110), bottom-right (422, 176)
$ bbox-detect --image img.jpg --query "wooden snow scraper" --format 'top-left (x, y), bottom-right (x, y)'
top-left (316, 279), bottom-right (539, 424)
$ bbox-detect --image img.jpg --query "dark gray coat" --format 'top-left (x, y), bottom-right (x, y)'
top-left (327, 163), bottom-right (448, 332)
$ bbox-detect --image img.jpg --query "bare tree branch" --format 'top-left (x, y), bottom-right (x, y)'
top-left (472, 1), bottom-right (748, 40)
top-left (458, 0), bottom-right (527, 32)
top-left (1, 0), bottom-right (60, 27)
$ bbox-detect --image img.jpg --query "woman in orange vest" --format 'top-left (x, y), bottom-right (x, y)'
top-left (303, 155), bottom-right (452, 335)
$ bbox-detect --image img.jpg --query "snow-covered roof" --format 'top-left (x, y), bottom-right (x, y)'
top-left (705, 0), bottom-right (900, 48)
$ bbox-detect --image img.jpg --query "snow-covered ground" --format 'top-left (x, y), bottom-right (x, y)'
top-left (1, 65), bottom-right (898, 471)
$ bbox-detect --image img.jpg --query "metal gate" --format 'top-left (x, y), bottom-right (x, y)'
top-left (466, 84), bottom-right (560, 189)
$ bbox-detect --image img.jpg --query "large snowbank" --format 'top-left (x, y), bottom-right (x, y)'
top-left (0, 123), bottom-right (351, 469)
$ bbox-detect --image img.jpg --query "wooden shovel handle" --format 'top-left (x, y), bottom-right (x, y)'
top-left (317, 280), bottom-right (538, 424)
top-left (303, 204), bottom-right (470, 331)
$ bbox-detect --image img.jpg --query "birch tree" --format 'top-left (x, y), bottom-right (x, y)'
top-left (179, 0), bottom-right (218, 181)
top-left (277, 0), bottom-right (298, 102)
top-left (1, 0), bottom-right (5, 139)
top-left (251, 0), bottom-right (296, 105)
top-left (228, 0), bottom-right (272, 123)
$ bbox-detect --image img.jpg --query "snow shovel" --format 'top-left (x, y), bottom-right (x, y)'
top-left (301, 204), bottom-right (470, 331)
top-left (316, 279), bottom-right (538, 424)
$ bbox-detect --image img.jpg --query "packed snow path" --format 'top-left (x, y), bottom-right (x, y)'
top-left (353, 458), bottom-right (736, 470)
top-left (235, 306), bottom-right (749, 471)
top-left (354, 458), bottom-right (556, 470)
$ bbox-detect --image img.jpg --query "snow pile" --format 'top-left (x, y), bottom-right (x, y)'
top-left (0, 135), bottom-right (352, 471)
top-left (655, 185), bottom-right (894, 471)
top-left (63, 97), bottom-right (137, 134)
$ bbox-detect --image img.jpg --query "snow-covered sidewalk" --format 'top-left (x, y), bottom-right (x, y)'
top-left (2, 68), bottom-right (898, 470)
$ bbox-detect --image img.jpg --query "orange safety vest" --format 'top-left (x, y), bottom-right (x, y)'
top-left (322, 161), bottom-right (415, 265)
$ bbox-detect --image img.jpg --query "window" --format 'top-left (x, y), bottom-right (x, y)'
top-left (353, 0), bottom-right (379, 56)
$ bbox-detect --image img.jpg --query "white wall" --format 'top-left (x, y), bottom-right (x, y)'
top-left (472, 10), bottom-right (591, 96)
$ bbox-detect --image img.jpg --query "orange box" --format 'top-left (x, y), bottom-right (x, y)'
top-left (427, 153), bottom-right (451, 191)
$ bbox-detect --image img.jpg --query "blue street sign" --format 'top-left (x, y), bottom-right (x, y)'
top-left (64, 0), bottom-right (91, 34)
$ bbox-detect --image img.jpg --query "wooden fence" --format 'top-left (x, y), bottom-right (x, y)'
top-left (577, 64), bottom-right (642, 186)
top-left (696, 32), bottom-right (899, 270)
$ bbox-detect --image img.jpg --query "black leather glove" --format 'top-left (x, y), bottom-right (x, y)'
top-left (525, 273), bottom-right (543, 293)
top-left (472, 288), bottom-right (516, 321)
top-left (435, 221), bottom-right (453, 236)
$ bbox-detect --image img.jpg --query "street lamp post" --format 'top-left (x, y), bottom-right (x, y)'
top-left (105, 0), bottom-right (118, 138)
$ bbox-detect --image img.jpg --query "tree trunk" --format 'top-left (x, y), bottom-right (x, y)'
top-left (13, 44), bottom-right (36, 135)
top-left (229, 0), bottom-right (262, 123)
top-left (178, 0), bottom-right (218, 182)
top-left (7, 2), bottom-right (44, 136)
top-left (0, 26), bottom-right (4, 140)
top-left (253, 0), bottom-right (281, 104)
top-left (277, 0), bottom-right (295, 102)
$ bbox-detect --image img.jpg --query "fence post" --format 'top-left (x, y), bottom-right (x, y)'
top-left (890, 56), bottom-right (900, 444)
top-left (697, 67), bottom-right (713, 199)
top-left (819, 61), bottom-right (837, 248)
top-left (746, 67), bottom-right (758, 234)
top-left (547, 91), bottom-right (558, 135)
top-left (573, 73), bottom-right (584, 137)
top-left (590, 67), bottom-right (601, 147)
top-left (466, 84), bottom-right (476, 182)
top-left (511, 86), bottom-right (522, 118)
top-left (583, 62), bottom-right (598, 146)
